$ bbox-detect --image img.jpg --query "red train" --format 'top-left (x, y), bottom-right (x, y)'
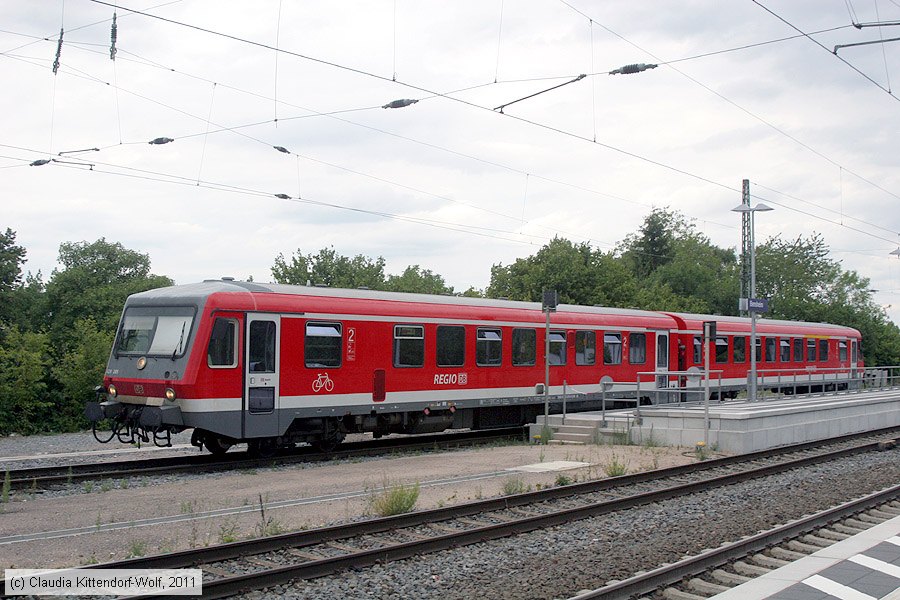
top-left (85, 279), bottom-right (863, 455)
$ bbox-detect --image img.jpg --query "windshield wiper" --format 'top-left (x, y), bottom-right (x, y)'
top-left (172, 321), bottom-right (186, 361)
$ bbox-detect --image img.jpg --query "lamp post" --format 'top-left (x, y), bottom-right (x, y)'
top-left (732, 201), bottom-right (773, 401)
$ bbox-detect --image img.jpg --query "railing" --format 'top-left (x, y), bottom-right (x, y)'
top-left (636, 369), bottom-right (725, 408)
top-left (749, 365), bottom-right (900, 400)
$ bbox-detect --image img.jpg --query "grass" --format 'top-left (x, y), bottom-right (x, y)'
top-left (255, 494), bottom-right (285, 537)
top-left (603, 453), bottom-right (628, 477)
top-left (501, 476), bottom-right (530, 496)
top-left (368, 481), bottom-right (421, 517)
top-left (218, 516), bottom-right (239, 544)
top-left (694, 442), bottom-right (711, 461)
top-left (127, 539), bottom-right (147, 558)
top-left (554, 473), bottom-right (574, 486)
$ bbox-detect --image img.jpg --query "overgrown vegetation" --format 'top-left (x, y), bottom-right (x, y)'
top-left (603, 453), bottom-right (628, 477)
top-left (2, 210), bottom-right (898, 434)
top-left (501, 476), bottom-right (530, 496)
top-left (367, 480), bottom-right (421, 516)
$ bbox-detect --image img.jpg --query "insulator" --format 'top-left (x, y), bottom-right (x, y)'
top-left (110, 12), bottom-right (118, 60)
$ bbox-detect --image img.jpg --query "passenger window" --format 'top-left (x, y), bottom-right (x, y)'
top-left (629, 333), bottom-right (646, 364)
top-left (793, 338), bottom-right (803, 362)
top-left (549, 331), bottom-right (567, 365)
top-left (249, 321), bottom-right (276, 373)
top-left (715, 336), bottom-right (728, 363)
top-left (780, 339), bottom-right (790, 362)
top-left (819, 339), bottom-right (829, 361)
top-left (476, 328), bottom-right (502, 366)
top-left (394, 325), bottom-right (424, 367)
top-left (207, 318), bottom-right (237, 368)
top-left (734, 337), bottom-right (746, 363)
top-left (755, 337), bottom-right (762, 362)
top-left (575, 331), bottom-right (596, 365)
top-left (807, 339), bottom-right (816, 362)
top-left (603, 333), bottom-right (622, 365)
top-left (765, 338), bottom-right (776, 362)
top-left (693, 336), bottom-right (702, 364)
top-left (839, 341), bottom-right (848, 361)
top-left (512, 328), bottom-right (536, 366)
top-left (305, 322), bottom-right (342, 368)
top-left (436, 326), bottom-right (465, 367)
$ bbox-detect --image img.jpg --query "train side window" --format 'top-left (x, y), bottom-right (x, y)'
top-left (692, 336), bottom-right (702, 363)
top-left (793, 338), bottom-right (804, 362)
top-left (715, 336), bottom-right (729, 363)
top-left (734, 337), bottom-right (746, 363)
top-left (512, 328), bottom-right (536, 366)
top-left (839, 341), bottom-right (848, 361)
top-left (755, 337), bottom-right (762, 362)
top-left (603, 333), bottom-right (622, 365)
top-left (476, 328), bottom-right (502, 366)
top-left (305, 322), bottom-right (342, 368)
top-left (436, 326), bottom-right (465, 367)
top-left (765, 338), bottom-right (776, 362)
top-left (819, 339), bottom-right (829, 361)
top-left (629, 333), bottom-right (646, 364)
top-left (806, 339), bottom-right (816, 361)
top-left (780, 338), bottom-right (790, 362)
top-left (548, 330), bottom-right (567, 365)
top-left (207, 318), bottom-right (237, 368)
top-left (576, 331), bottom-right (596, 365)
top-left (249, 320), bottom-right (276, 373)
top-left (394, 325), bottom-right (424, 367)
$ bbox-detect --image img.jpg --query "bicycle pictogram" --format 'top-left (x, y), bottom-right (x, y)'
top-left (312, 373), bottom-right (334, 393)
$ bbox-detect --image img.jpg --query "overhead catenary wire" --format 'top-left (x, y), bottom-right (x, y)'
top-left (751, 0), bottom-right (900, 100)
top-left (9, 3), bottom-right (900, 253)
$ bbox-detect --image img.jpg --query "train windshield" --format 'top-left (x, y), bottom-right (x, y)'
top-left (116, 306), bottom-right (196, 357)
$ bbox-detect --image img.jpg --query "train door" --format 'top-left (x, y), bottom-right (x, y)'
top-left (656, 333), bottom-right (668, 388)
top-left (851, 339), bottom-right (858, 380)
top-left (244, 313), bottom-right (280, 438)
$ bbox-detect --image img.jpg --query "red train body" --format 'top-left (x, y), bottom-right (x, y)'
top-left (85, 280), bottom-right (863, 454)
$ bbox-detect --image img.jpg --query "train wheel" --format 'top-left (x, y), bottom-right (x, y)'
top-left (313, 420), bottom-right (345, 452)
top-left (204, 435), bottom-right (232, 457)
top-left (247, 438), bottom-right (278, 458)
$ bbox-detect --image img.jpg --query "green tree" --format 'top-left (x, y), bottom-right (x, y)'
top-left (385, 265), bottom-right (453, 294)
top-left (619, 208), bottom-right (693, 278)
top-left (44, 239), bottom-right (172, 347)
top-left (755, 233), bottom-right (900, 365)
top-left (0, 327), bottom-right (52, 434)
top-left (272, 247), bottom-right (386, 289)
top-left (51, 318), bottom-right (114, 431)
top-left (0, 228), bottom-right (27, 327)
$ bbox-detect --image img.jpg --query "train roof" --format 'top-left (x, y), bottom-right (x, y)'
top-left (126, 280), bottom-right (672, 320)
top-left (664, 311), bottom-right (861, 337)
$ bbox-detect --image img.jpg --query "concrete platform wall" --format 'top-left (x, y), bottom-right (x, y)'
top-left (531, 393), bottom-right (900, 454)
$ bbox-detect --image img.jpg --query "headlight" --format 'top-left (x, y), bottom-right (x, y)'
top-left (165, 388), bottom-right (176, 401)
top-left (108, 384), bottom-right (117, 397)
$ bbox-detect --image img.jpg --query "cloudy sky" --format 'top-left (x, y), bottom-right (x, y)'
top-left (3, 1), bottom-right (900, 323)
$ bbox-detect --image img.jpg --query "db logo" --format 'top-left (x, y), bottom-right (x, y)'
top-left (134, 384), bottom-right (144, 395)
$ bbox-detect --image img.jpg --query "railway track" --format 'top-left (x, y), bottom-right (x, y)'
top-left (574, 486), bottom-right (900, 599)
top-left (4, 428), bottom-right (893, 599)
top-left (1, 428), bottom-right (526, 492)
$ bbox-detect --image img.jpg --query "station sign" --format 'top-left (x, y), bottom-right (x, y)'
top-left (748, 298), bottom-right (769, 313)
top-left (739, 298), bottom-right (770, 313)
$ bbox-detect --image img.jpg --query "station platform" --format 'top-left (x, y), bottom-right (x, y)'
top-left (531, 389), bottom-right (900, 453)
top-left (711, 511), bottom-right (900, 600)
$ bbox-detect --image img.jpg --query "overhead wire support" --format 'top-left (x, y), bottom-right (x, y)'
top-left (853, 20), bottom-right (900, 28)
top-left (494, 74), bottom-right (586, 113)
top-left (834, 35), bottom-right (900, 54)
